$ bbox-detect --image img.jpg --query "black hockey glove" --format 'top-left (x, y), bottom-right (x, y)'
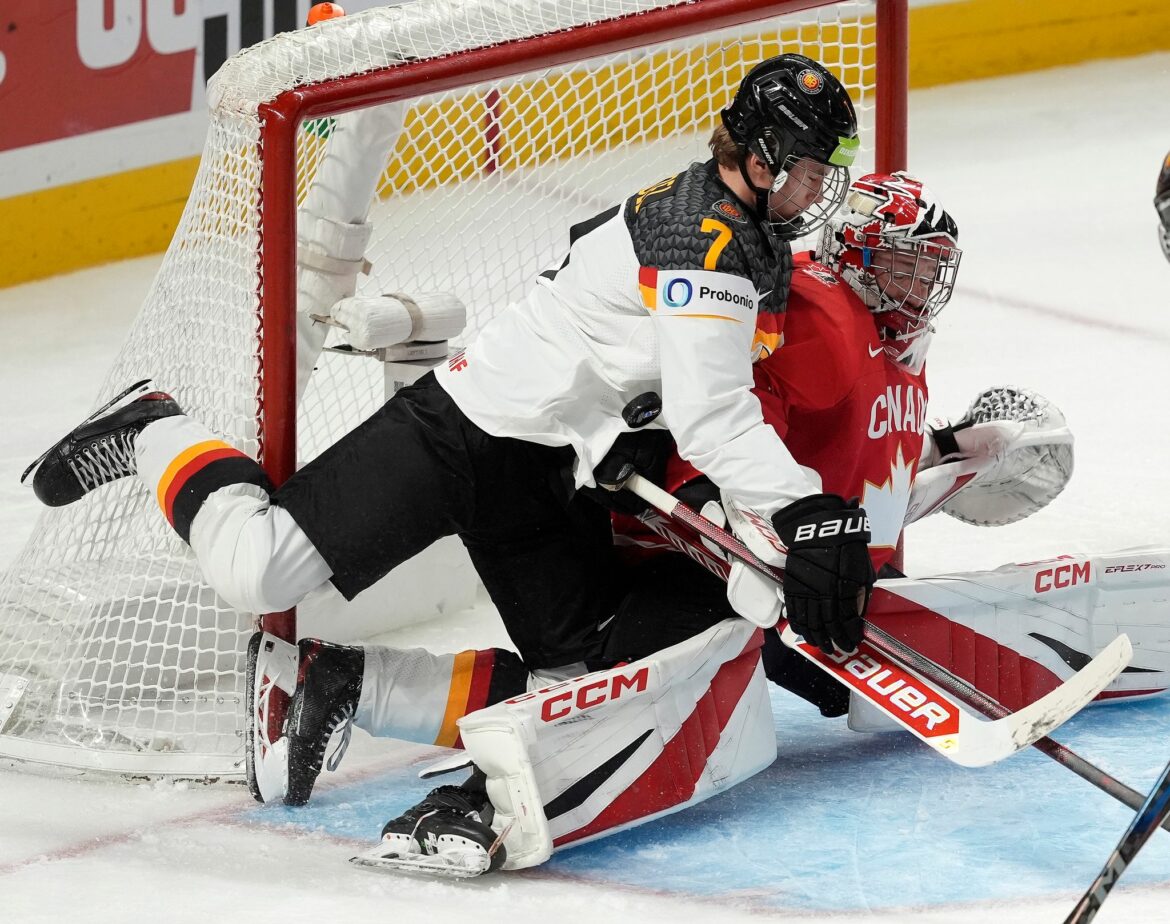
top-left (584, 429), bottom-right (675, 515)
top-left (772, 494), bottom-right (875, 655)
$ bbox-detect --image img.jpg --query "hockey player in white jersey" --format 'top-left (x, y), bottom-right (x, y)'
top-left (25, 55), bottom-right (868, 788)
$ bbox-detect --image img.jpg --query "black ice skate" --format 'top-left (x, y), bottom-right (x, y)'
top-left (350, 774), bottom-right (507, 878)
top-left (22, 379), bottom-right (181, 507)
top-left (283, 637), bottom-right (365, 806)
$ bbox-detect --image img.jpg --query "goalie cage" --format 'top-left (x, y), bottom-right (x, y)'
top-left (0, 0), bottom-right (908, 778)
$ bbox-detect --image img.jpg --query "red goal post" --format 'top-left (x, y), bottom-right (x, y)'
top-left (0, 0), bottom-right (908, 778)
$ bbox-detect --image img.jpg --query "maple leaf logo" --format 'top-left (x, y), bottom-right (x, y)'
top-left (861, 445), bottom-right (916, 549)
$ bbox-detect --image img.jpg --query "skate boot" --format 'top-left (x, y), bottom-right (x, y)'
top-left (284, 637), bottom-right (365, 806)
top-left (22, 379), bottom-right (181, 507)
top-left (351, 772), bottom-right (507, 878)
top-left (245, 631), bottom-right (298, 804)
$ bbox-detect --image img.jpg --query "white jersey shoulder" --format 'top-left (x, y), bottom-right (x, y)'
top-left (437, 173), bottom-right (819, 512)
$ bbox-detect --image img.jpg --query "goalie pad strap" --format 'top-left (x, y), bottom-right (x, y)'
top-left (296, 213), bottom-right (374, 316)
top-left (297, 212), bottom-right (372, 264)
top-left (386, 291), bottom-right (467, 342)
top-left (456, 620), bottom-right (775, 869)
top-left (297, 247), bottom-right (371, 279)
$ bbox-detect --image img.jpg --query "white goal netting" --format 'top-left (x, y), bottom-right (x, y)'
top-left (0, 0), bottom-right (887, 777)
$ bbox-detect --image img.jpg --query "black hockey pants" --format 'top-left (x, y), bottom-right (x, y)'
top-left (275, 372), bottom-right (624, 670)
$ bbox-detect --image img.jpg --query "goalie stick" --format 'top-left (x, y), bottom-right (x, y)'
top-left (1063, 755), bottom-right (1170, 923)
top-left (632, 495), bottom-right (1170, 835)
top-left (622, 474), bottom-right (1130, 770)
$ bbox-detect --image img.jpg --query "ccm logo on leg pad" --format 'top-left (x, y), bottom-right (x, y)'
top-left (507, 667), bottom-right (651, 723)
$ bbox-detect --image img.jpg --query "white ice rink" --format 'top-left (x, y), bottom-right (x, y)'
top-left (3, 53), bottom-right (1170, 922)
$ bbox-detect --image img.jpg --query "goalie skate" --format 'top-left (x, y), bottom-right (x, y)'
top-left (350, 781), bottom-right (507, 879)
top-left (284, 637), bottom-right (364, 806)
top-left (350, 832), bottom-right (501, 879)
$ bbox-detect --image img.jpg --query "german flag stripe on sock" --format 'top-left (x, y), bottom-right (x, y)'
top-left (432, 648), bottom-right (531, 750)
top-left (434, 648), bottom-right (526, 749)
top-left (157, 440), bottom-right (272, 543)
top-left (435, 650), bottom-right (482, 748)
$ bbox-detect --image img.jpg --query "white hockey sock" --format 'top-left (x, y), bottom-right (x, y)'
top-left (357, 646), bottom-right (503, 747)
top-left (137, 415), bottom-right (331, 614)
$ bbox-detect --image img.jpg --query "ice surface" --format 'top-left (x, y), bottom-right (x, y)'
top-left (3, 53), bottom-right (1170, 922)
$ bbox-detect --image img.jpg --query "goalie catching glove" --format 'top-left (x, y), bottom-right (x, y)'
top-left (905, 386), bottom-right (1073, 527)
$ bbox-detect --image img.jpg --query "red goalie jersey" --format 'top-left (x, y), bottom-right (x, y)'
top-left (748, 252), bottom-right (927, 567)
top-left (640, 251), bottom-right (927, 572)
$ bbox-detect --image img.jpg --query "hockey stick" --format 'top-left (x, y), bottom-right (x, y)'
top-left (625, 478), bottom-right (1170, 831)
top-left (1063, 756), bottom-right (1170, 923)
top-left (622, 474), bottom-right (1130, 769)
top-left (634, 501), bottom-right (1170, 833)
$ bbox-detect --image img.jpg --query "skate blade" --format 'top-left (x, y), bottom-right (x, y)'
top-left (20, 378), bottom-right (154, 483)
top-left (349, 841), bottom-right (491, 879)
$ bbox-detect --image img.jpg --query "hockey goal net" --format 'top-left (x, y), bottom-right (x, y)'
top-left (0, 0), bottom-right (907, 777)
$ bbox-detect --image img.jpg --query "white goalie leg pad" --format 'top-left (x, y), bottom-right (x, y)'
top-left (296, 212), bottom-right (374, 399)
top-left (297, 211), bottom-right (372, 306)
top-left (863, 548), bottom-right (1170, 716)
top-left (455, 620), bottom-right (775, 870)
top-left (328, 291), bottom-right (468, 352)
top-left (294, 102), bottom-right (406, 399)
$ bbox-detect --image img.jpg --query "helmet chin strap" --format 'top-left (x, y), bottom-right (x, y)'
top-left (737, 154), bottom-right (776, 225)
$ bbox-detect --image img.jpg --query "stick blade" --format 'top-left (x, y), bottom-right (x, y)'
top-left (780, 629), bottom-right (1132, 768)
top-left (952, 633), bottom-right (1132, 768)
top-left (1004, 633), bottom-right (1132, 754)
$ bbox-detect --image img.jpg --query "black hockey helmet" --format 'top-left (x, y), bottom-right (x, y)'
top-left (721, 54), bottom-right (859, 239)
top-left (1156, 151), bottom-right (1170, 263)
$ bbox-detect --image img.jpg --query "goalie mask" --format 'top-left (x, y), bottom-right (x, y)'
top-left (819, 172), bottom-right (962, 374)
top-left (1156, 151), bottom-right (1170, 263)
top-left (721, 54), bottom-right (859, 240)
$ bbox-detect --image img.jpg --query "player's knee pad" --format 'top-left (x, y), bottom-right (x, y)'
top-left (455, 619), bottom-right (776, 870)
top-left (189, 486), bottom-right (332, 614)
